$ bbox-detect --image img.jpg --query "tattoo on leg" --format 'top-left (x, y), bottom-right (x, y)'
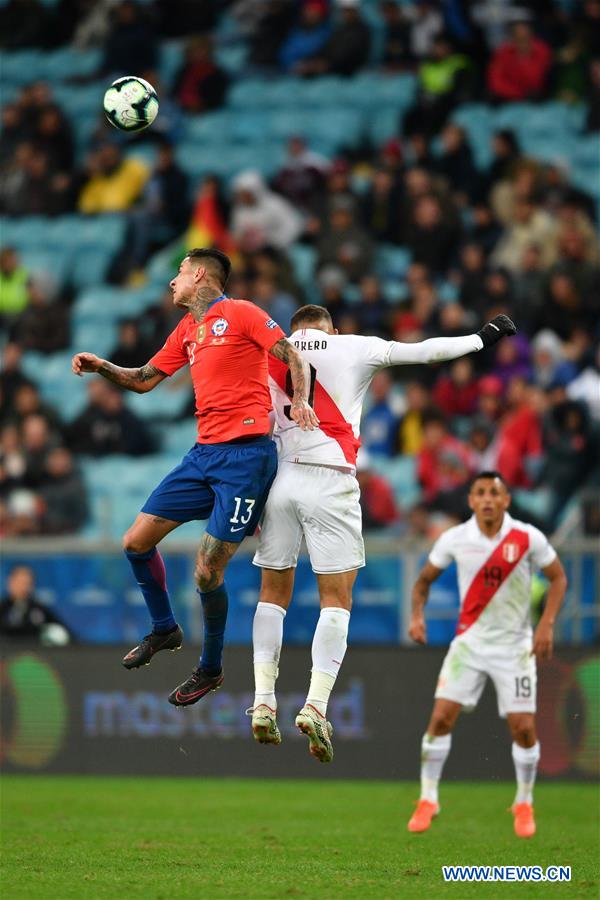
top-left (195, 533), bottom-right (238, 592)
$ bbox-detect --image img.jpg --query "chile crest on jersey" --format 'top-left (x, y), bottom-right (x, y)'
top-left (211, 318), bottom-right (229, 336)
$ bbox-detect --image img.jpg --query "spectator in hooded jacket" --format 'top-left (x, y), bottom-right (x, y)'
top-left (231, 170), bottom-right (303, 251)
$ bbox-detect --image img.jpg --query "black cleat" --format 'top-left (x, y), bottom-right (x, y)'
top-left (168, 667), bottom-right (224, 707)
top-left (122, 625), bottom-right (184, 670)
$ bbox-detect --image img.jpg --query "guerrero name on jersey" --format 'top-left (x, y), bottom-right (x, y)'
top-left (268, 328), bottom-right (484, 474)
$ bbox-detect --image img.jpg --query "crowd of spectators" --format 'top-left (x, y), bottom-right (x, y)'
top-left (1, 0), bottom-right (599, 539)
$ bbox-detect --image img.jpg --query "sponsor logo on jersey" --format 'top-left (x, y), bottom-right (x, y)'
top-left (502, 542), bottom-right (522, 564)
top-left (211, 318), bottom-right (229, 336)
top-left (196, 324), bottom-right (206, 342)
top-left (265, 319), bottom-right (278, 329)
top-left (243, 418), bottom-right (255, 425)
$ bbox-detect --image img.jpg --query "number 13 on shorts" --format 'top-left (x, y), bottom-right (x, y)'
top-left (230, 496), bottom-right (256, 526)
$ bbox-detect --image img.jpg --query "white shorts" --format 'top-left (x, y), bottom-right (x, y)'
top-left (435, 637), bottom-right (537, 718)
top-left (253, 461), bottom-right (365, 574)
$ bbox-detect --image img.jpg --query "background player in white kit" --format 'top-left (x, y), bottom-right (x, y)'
top-left (408, 471), bottom-right (567, 838)
top-left (248, 305), bottom-right (517, 763)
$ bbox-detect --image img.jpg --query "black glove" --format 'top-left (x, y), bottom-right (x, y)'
top-left (477, 314), bottom-right (517, 349)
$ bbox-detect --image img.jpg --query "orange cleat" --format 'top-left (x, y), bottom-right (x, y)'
top-left (512, 802), bottom-right (536, 838)
top-left (408, 799), bottom-right (439, 833)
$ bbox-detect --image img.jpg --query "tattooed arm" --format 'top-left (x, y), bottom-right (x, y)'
top-left (269, 338), bottom-right (320, 431)
top-left (71, 353), bottom-right (166, 393)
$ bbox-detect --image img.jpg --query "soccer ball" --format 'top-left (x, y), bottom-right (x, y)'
top-left (103, 76), bottom-right (159, 132)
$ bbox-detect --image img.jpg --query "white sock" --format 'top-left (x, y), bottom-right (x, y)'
top-left (305, 607), bottom-right (350, 717)
top-left (253, 602), bottom-right (286, 710)
top-left (512, 741), bottom-right (540, 805)
top-left (420, 733), bottom-right (451, 805)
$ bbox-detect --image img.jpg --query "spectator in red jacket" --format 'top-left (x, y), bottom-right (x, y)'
top-left (496, 375), bottom-right (542, 487)
top-left (487, 21), bottom-right (552, 102)
top-left (417, 409), bottom-right (474, 504)
top-left (433, 357), bottom-right (479, 416)
top-left (356, 449), bottom-right (400, 529)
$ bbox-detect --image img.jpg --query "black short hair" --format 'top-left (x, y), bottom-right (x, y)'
top-left (185, 248), bottom-right (232, 289)
top-left (290, 304), bottom-right (333, 332)
top-left (469, 470), bottom-right (507, 490)
top-left (421, 408), bottom-right (447, 429)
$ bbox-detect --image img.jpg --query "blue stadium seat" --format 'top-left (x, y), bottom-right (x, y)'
top-left (383, 281), bottom-right (409, 304)
top-left (1, 50), bottom-right (43, 84)
top-left (376, 244), bottom-right (411, 280)
top-left (520, 134), bottom-right (576, 164)
top-left (41, 47), bottom-right (101, 81)
top-left (215, 43), bottom-right (248, 75)
top-left (53, 82), bottom-right (106, 117)
top-left (159, 40), bottom-right (184, 90)
top-left (227, 78), bottom-right (265, 109)
top-left (19, 248), bottom-right (71, 291)
top-left (287, 244), bottom-right (317, 291)
top-left (352, 72), bottom-right (416, 110)
top-left (71, 321), bottom-right (117, 359)
top-left (21, 350), bottom-right (88, 420)
top-left (297, 77), bottom-right (350, 108)
top-left (228, 111), bottom-right (271, 143)
top-left (182, 110), bottom-right (232, 144)
top-left (572, 133), bottom-right (600, 166)
top-left (70, 246), bottom-right (114, 290)
top-left (127, 384), bottom-right (193, 420)
top-left (369, 108), bottom-right (400, 146)
top-left (370, 455), bottom-right (421, 508)
top-left (162, 421), bottom-right (197, 455)
top-left (73, 214), bottom-right (127, 250)
top-left (73, 283), bottom-right (163, 324)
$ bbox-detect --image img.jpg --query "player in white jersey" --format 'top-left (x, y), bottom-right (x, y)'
top-left (248, 304), bottom-right (517, 762)
top-left (407, 471), bottom-right (567, 838)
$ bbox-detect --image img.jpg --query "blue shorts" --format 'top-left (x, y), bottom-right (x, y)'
top-left (141, 436), bottom-right (278, 543)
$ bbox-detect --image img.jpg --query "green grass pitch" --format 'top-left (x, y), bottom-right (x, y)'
top-left (2, 777), bottom-right (598, 898)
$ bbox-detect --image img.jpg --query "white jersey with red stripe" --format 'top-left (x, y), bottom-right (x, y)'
top-left (429, 512), bottom-right (556, 648)
top-left (268, 328), bottom-right (484, 474)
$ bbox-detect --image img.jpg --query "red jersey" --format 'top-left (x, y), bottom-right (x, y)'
top-left (149, 298), bottom-right (285, 443)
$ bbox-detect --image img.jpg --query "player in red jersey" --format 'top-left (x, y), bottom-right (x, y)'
top-left (72, 248), bottom-right (318, 705)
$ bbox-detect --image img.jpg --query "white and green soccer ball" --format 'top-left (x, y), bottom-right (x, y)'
top-left (103, 76), bottom-right (159, 132)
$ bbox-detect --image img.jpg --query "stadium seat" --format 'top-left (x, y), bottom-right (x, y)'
top-left (159, 40), bottom-right (184, 90)
top-left (162, 421), bottom-right (197, 455)
top-left (369, 108), bottom-right (401, 146)
top-left (1, 50), bottom-right (43, 84)
top-left (215, 43), bottom-right (248, 75)
top-left (352, 72), bottom-right (416, 110)
top-left (71, 321), bottom-right (117, 359)
top-left (19, 248), bottom-right (71, 291)
top-left (69, 246), bottom-right (114, 290)
top-left (21, 350), bottom-right (88, 420)
top-left (127, 384), bottom-right (193, 420)
top-left (73, 283), bottom-right (163, 325)
top-left (287, 244), bottom-right (317, 292)
top-left (41, 47), bottom-right (101, 82)
top-left (370, 455), bottom-right (421, 508)
top-left (376, 244), bottom-right (411, 280)
top-left (297, 77), bottom-right (351, 108)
